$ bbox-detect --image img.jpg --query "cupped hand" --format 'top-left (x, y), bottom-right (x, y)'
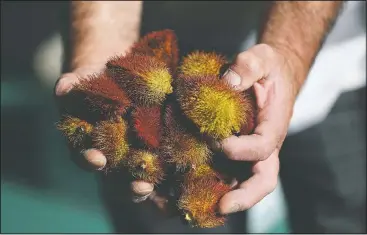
top-left (218, 43), bottom-right (300, 214)
top-left (54, 66), bottom-right (157, 203)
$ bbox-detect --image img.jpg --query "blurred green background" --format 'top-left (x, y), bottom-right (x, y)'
top-left (1, 77), bottom-right (115, 233)
top-left (1, 2), bottom-right (289, 233)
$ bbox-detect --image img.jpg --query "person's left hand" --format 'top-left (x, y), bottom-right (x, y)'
top-left (217, 43), bottom-right (301, 214)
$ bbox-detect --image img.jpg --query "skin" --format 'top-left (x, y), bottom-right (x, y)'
top-left (55, 1), bottom-right (343, 214)
top-left (219, 1), bottom-right (343, 214)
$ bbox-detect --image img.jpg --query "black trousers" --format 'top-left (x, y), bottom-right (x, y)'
top-left (280, 87), bottom-right (366, 233)
top-left (100, 88), bottom-right (366, 233)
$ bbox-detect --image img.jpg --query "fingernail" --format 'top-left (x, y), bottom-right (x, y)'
top-left (213, 140), bottom-right (223, 152)
top-left (230, 179), bottom-right (239, 188)
top-left (83, 149), bottom-right (106, 170)
top-left (222, 69), bottom-right (241, 88)
top-left (132, 192), bottom-right (152, 203)
top-left (131, 181), bottom-right (154, 195)
top-left (204, 136), bottom-right (223, 152)
top-left (227, 203), bottom-right (241, 214)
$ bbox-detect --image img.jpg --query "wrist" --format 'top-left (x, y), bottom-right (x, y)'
top-left (267, 42), bottom-right (308, 98)
top-left (71, 44), bottom-right (133, 72)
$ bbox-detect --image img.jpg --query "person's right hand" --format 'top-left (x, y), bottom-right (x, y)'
top-left (54, 66), bottom-right (158, 204)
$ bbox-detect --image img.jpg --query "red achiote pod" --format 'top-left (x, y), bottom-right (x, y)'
top-left (131, 106), bottom-right (163, 149)
top-left (74, 72), bottom-right (131, 118)
top-left (131, 29), bottom-right (179, 74)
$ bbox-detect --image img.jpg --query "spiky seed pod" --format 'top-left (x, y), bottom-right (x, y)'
top-left (162, 132), bottom-right (212, 171)
top-left (125, 149), bottom-right (164, 185)
top-left (74, 72), bottom-right (131, 117)
top-left (178, 176), bottom-right (231, 228)
top-left (161, 103), bottom-right (212, 170)
top-left (57, 115), bottom-right (93, 149)
top-left (91, 118), bottom-right (129, 169)
top-left (131, 106), bottom-right (163, 149)
top-left (131, 29), bottom-right (179, 74)
top-left (73, 72), bottom-right (131, 118)
top-left (179, 51), bottom-right (227, 78)
top-left (107, 54), bottom-right (173, 106)
top-left (56, 90), bottom-right (104, 124)
top-left (184, 164), bottom-right (220, 183)
top-left (176, 75), bottom-right (250, 140)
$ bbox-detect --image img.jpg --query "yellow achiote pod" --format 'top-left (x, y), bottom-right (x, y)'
top-left (57, 115), bottom-right (93, 149)
top-left (91, 117), bottom-right (129, 170)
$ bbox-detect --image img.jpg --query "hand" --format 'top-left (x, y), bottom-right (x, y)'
top-left (218, 43), bottom-right (299, 214)
top-left (54, 65), bottom-right (159, 204)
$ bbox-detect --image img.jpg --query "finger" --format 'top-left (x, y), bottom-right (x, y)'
top-left (219, 150), bottom-right (279, 214)
top-left (220, 80), bottom-right (283, 161)
top-left (82, 148), bottom-right (107, 170)
top-left (54, 66), bottom-right (105, 97)
top-left (131, 180), bottom-right (154, 196)
top-left (222, 44), bottom-right (276, 91)
top-left (148, 191), bottom-right (169, 211)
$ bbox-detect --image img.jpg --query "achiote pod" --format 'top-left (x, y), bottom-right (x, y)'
top-left (178, 174), bottom-right (231, 228)
top-left (125, 149), bottom-right (164, 185)
top-left (131, 106), bottom-right (163, 149)
top-left (161, 102), bottom-right (212, 171)
top-left (74, 72), bottom-right (131, 118)
top-left (107, 54), bottom-right (173, 107)
top-left (177, 51), bottom-right (257, 139)
top-left (179, 51), bottom-right (227, 78)
top-left (239, 89), bottom-right (257, 135)
top-left (176, 74), bottom-right (250, 140)
top-left (131, 29), bottom-right (179, 74)
top-left (184, 164), bottom-right (221, 183)
top-left (91, 117), bottom-right (129, 170)
top-left (57, 115), bottom-right (93, 149)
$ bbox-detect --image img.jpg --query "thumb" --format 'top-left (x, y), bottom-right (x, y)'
top-left (54, 73), bottom-right (80, 96)
top-left (54, 66), bottom-right (105, 97)
top-left (222, 44), bottom-right (275, 91)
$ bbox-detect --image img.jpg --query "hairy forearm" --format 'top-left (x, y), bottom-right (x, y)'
top-left (259, 1), bottom-right (343, 94)
top-left (70, 1), bottom-right (142, 70)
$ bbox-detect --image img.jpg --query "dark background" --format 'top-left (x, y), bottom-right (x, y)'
top-left (1, 1), bottom-right (115, 232)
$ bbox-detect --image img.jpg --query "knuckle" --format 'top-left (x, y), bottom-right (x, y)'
top-left (255, 43), bottom-right (275, 55)
top-left (237, 52), bottom-right (262, 76)
top-left (236, 52), bottom-right (249, 64)
top-left (251, 149), bottom-right (264, 161)
top-left (257, 139), bottom-right (272, 161)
